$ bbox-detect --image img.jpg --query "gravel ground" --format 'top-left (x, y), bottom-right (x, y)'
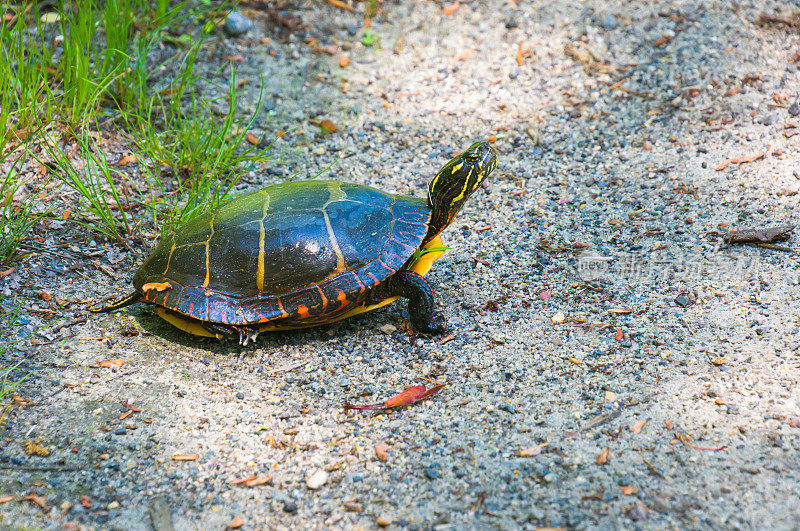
top-left (2, 0), bottom-right (800, 529)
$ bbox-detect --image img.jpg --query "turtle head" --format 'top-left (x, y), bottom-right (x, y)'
top-left (425, 141), bottom-right (497, 242)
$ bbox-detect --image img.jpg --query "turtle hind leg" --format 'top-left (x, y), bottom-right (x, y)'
top-left (381, 270), bottom-right (446, 334)
top-left (90, 292), bottom-right (141, 313)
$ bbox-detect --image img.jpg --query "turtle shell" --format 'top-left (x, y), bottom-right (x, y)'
top-left (132, 181), bottom-right (431, 327)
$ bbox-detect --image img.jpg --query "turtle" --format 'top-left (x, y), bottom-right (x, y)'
top-left (93, 141), bottom-right (497, 343)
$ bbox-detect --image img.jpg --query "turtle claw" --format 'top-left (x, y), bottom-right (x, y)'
top-left (412, 311), bottom-right (447, 335)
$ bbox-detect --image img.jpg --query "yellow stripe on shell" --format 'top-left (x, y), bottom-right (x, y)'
top-left (256, 190), bottom-right (271, 292)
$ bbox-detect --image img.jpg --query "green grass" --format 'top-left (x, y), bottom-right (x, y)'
top-left (0, 0), bottom-right (274, 249)
top-left (0, 305), bottom-right (32, 428)
top-left (0, 149), bottom-right (50, 266)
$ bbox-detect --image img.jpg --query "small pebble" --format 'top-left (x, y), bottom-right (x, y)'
top-left (551, 312), bottom-right (566, 324)
top-left (377, 514), bottom-right (394, 527)
top-left (224, 9), bottom-right (253, 36)
top-left (306, 469), bottom-right (328, 489)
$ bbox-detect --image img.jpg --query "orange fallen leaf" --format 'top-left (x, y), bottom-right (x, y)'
top-left (231, 475), bottom-right (272, 487)
top-left (0, 268), bottom-right (15, 279)
top-left (654, 35), bottom-right (673, 47)
top-left (715, 151), bottom-right (765, 171)
top-left (172, 453), bottom-right (199, 461)
top-left (664, 420), bottom-right (674, 430)
top-left (325, 0), bottom-right (355, 12)
top-left (40, 291), bottom-right (52, 301)
top-left (710, 357), bottom-right (728, 366)
top-left (596, 448), bottom-right (610, 465)
top-left (632, 419), bottom-right (647, 434)
top-left (116, 154), bottom-right (137, 165)
top-left (24, 493), bottom-right (47, 509)
top-left (438, 333), bottom-right (455, 345)
top-left (724, 87), bottom-right (741, 96)
top-left (314, 44), bottom-right (339, 55)
top-left (345, 384), bottom-right (445, 412)
top-left (487, 135), bottom-right (497, 143)
top-left (614, 329), bottom-right (624, 341)
top-left (319, 119), bottom-right (337, 134)
top-left (97, 359), bottom-right (125, 369)
top-left (0, 496), bottom-right (13, 504)
top-left (517, 442), bottom-right (548, 457)
top-left (228, 517), bottom-right (245, 529)
top-left (245, 133), bottom-right (259, 146)
top-left (374, 442), bottom-right (389, 461)
top-left (79, 495), bottom-right (91, 508)
top-left (276, 130), bottom-right (286, 138)
top-left (61, 209), bottom-right (72, 219)
top-left (443, 1), bottom-right (460, 15)
top-left (516, 41), bottom-right (531, 66)
top-left (621, 485), bottom-right (637, 495)
top-left (339, 55), bottom-right (350, 67)
top-left (142, 282), bottom-right (170, 292)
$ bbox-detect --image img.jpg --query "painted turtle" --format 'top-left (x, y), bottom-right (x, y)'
top-left (94, 141), bottom-right (497, 343)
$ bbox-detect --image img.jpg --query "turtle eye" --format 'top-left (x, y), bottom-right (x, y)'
top-left (464, 151), bottom-right (481, 164)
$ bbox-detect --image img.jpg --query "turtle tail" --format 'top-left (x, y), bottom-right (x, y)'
top-left (90, 292), bottom-right (141, 313)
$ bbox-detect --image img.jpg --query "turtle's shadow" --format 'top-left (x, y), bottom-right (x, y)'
top-left (128, 304), bottom-right (395, 356)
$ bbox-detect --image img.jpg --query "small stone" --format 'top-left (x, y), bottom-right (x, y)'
top-left (107, 501), bottom-right (120, 510)
top-left (551, 312), bottom-right (566, 324)
top-left (283, 500), bottom-right (298, 513)
top-left (236, 392), bottom-right (245, 400)
top-left (60, 501), bottom-right (73, 511)
top-left (602, 14), bottom-right (619, 30)
top-left (306, 469), bottom-right (328, 489)
top-left (789, 101), bottom-right (800, 117)
top-left (224, 10), bottom-right (253, 36)
top-left (425, 464), bottom-right (441, 480)
top-left (674, 294), bottom-right (693, 308)
top-left (114, 428), bottom-right (127, 436)
top-left (378, 324), bottom-right (397, 334)
top-left (505, 19), bottom-right (518, 29)
top-left (377, 514), bottom-right (394, 526)
top-left (759, 113), bottom-right (779, 125)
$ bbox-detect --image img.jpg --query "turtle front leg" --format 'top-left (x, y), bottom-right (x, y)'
top-left (378, 270), bottom-right (446, 334)
top-left (202, 322), bottom-right (260, 345)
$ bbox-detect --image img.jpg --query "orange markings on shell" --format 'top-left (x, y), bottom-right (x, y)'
top-left (142, 282), bottom-right (171, 292)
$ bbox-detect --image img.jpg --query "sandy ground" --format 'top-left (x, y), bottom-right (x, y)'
top-left (2, 0), bottom-right (800, 529)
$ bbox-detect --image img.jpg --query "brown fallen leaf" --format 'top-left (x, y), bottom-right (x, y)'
top-left (632, 419), bottom-right (647, 434)
top-left (345, 384), bottom-right (445, 412)
top-left (604, 308), bottom-right (633, 315)
top-left (0, 496), bottom-right (13, 504)
top-left (722, 225), bottom-right (794, 244)
top-left (245, 133), bottom-right (259, 146)
top-left (23, 493), bottom-right (47, 510)
top-left (227, 517), bottom-right (245, 529)
top-left (443, 1), bottom-right (460, 16)
top-left (231, 475), bottom-right (272, 487)
top-left (517, 442), bottom-right (548, 457)
top-left (97, 359), bottom-right (125, 369)
top-left (597, 448), bottom-right (610, 465)
top-left (115, 154), bottom-right (137, 166)
top-left (715, 151), bottom-right (765, 171)
top-left (678, 433), bottom-right (726, 451)
top-left (621, 485), bottom-right (638, 495)
top-left (664, 420), bottom-right (674, 430)
top-left (710, 357), bottom-right (728, 366)
top-left (374, 442), bottom-right (389, 461)
top-left (79, 495), bottom-right (91, 507)
top-left (319, 119), bottom-right (337, 134)
top-left (438, 333), bottom-right (455, 345)
top-left (516, 41), bottom-right (531, 66)
top-left (0, 268), bottom-right (15, 279)
top-left (172, 453), bottom-right (199, 461)
top-left (40, 291), bottom-right (52, 301)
